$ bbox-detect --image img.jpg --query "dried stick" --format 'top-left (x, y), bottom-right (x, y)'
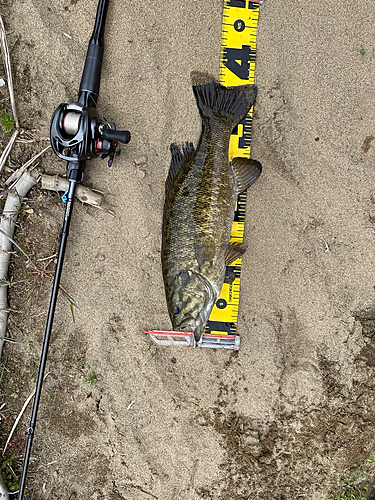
top-left (41, 174), bottom-right (115, 215)
top-left (0, 14), bottom-right (20, 175)
top-left (0, 14), bottom-right (18, 128)
top-left (0, 171), bottom-right (37, 359)
top-left (0, 129), bottom-right (19, 174)
top-left (5, 145), bottom-right (50, 187)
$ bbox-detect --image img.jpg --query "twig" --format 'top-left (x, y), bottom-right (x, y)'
top-left (3, 373), bottom-right (50, 455)
top-left (41, 174), bottom-right (115, 216)
top-left (5, 145), bottom-right (50, 187)
top-left (0, 129), bottom-right (19, 173)
top-left (28, 266), bottom-right (76, 304)
top-left (37, 253), bottom-right (57, 262)
top-left (322, 237), bottom-right (330, 253)
top-left (0, 14), bottom-right (20, 178)
top-left (0, 14), bottom-right (18, 128)
top-left (16, 137), bottom-right (34, 144)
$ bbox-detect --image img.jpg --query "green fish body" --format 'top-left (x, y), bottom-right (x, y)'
top-left (162, 81), bottom-right (262, 341)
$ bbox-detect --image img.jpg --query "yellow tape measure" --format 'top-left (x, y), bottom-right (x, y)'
top-left (204, 0), bottom-right (261, 337)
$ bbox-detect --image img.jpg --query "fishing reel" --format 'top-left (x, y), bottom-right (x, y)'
top-left (50, 101), bottom-right (131, 168)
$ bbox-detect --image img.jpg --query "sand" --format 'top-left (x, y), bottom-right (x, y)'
top-left (2, 0), bottom-right (375, 498)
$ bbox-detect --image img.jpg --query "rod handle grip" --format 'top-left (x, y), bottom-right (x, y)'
top-left (79, 43), bottom-right (104, 98)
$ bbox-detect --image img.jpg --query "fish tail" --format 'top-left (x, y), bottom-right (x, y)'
top-left (192, 81), bottom-right (257, 125)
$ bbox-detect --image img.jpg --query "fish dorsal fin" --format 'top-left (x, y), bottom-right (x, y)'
top-left (166, 142), bottom-right (195, 194)
top-left (225, 242), bottom-right (247, 266)
top-left (231, 157), bottom-right (262, 194)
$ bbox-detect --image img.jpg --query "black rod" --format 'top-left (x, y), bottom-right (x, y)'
top-left (79, 0), bottom-right (110, 103)
top-left (17, 0), bottom-right (112, 495)
top-left (17, 180), bottom-right (78, 499)
top-left (91, 0), bottom-right (110, 45)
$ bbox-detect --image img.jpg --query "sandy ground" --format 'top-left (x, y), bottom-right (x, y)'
top-left (1, 0), bottom-right (375, 498)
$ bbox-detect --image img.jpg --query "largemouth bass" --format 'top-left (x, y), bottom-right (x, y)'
top-left (161, 80), bottom-right (262, 342)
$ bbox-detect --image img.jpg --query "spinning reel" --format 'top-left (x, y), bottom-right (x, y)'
top-left (50, 102), bottom-right (131, 169)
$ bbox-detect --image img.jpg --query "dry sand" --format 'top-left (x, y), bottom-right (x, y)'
top-left (2, 0), bottom-right (375, 498)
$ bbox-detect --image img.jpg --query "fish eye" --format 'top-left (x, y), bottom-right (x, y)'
top-left (173, 306), bottom-right (180, 315)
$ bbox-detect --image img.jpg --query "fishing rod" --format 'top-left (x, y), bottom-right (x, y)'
top-left (17, 0), bottom-right (130, 497)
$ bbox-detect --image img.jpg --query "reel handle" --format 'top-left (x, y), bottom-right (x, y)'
top-left (101, 128), bottom-right (131, 144)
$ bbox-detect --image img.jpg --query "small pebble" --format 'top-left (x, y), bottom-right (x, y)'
top-left (134, 156), bottom-right (147, 166)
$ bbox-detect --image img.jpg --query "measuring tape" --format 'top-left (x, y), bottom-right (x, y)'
top-left (204, 0), bottom-right (261, 337)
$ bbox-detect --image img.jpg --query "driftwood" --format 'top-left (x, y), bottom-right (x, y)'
top-left (41, 174), bottom-right (115, 215)
top-left (0, 171), bottom-right (37, 359)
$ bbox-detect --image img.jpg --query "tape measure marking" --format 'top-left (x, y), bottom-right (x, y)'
top-left (205, 0), bottom-right (261, 337)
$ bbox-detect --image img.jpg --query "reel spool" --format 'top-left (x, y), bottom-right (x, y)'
top-left (63, 111), bottom-right (81, 136)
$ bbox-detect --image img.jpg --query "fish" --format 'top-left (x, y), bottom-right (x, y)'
top-left (161, 79), bottom-right (262, 342)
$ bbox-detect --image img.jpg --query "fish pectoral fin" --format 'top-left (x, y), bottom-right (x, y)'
top-left (225, 242), bottom-right (247, 266)
top-left (194, 236), bottom-right (216, 271)
top-left (165, 142), bottom-right (195, 194)
top-left (231, 157), bottom-right (262, 194)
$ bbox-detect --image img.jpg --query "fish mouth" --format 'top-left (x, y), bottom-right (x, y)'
top-left (176, 321), bottom-right (204, 342)
top-left (174, 320), bottom-right (204, 341)
top-left (175, 321), bottom-right (196, 334)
